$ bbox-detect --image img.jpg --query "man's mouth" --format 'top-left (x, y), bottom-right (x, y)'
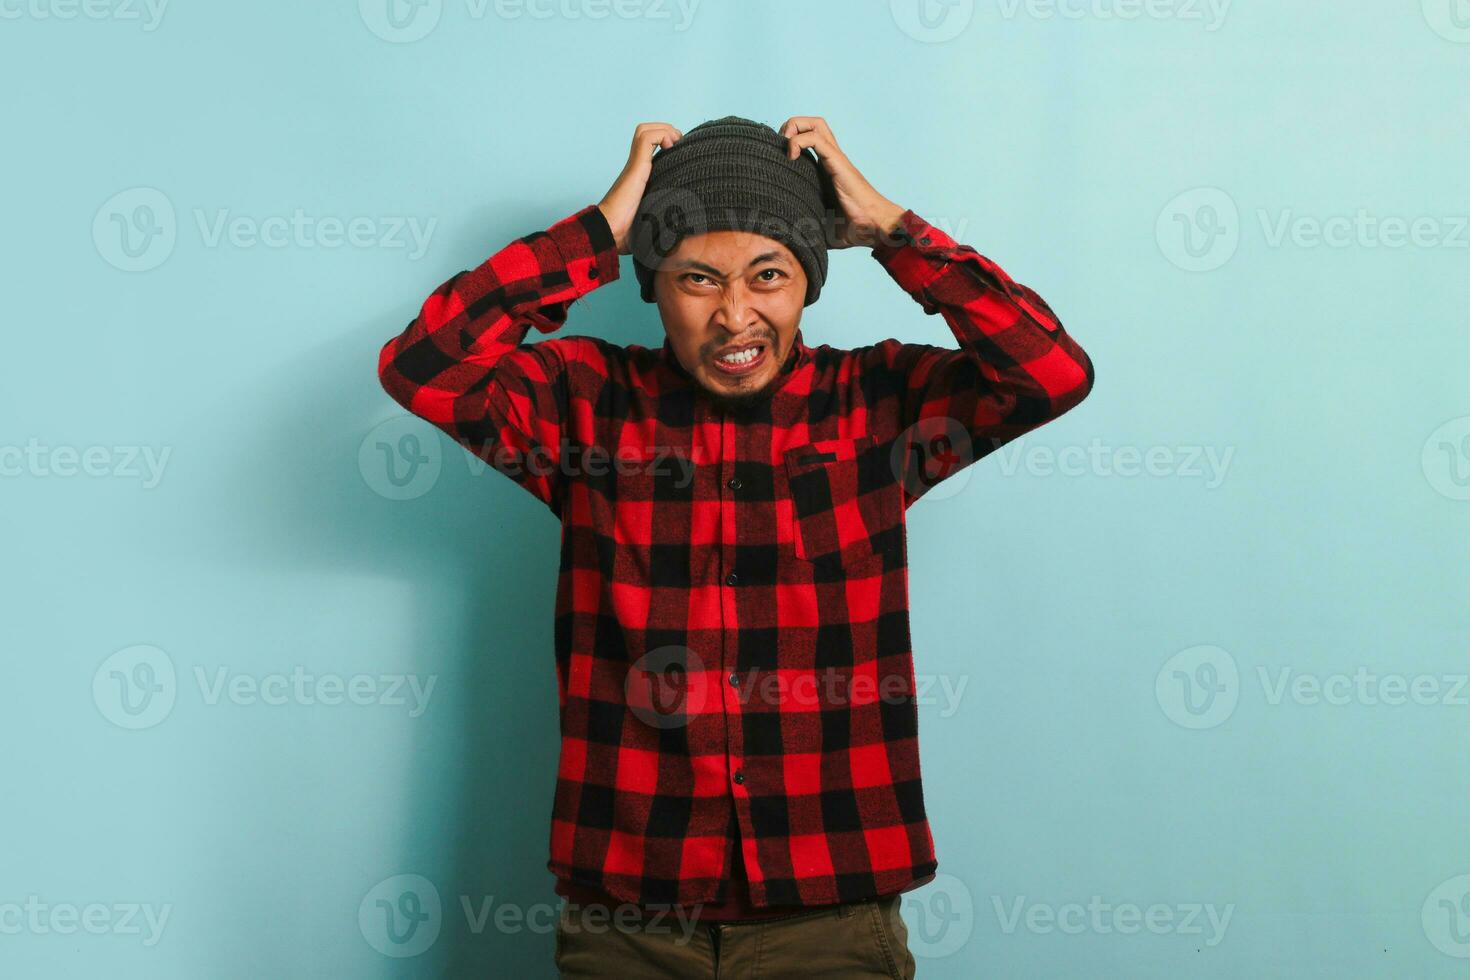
top-left (709, 341), bottom-right (769, 376)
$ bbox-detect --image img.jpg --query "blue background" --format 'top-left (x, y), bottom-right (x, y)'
top-left (4, 0), bottom-right (1469, 976)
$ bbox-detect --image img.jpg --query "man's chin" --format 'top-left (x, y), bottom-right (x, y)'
top-left (689, 340), bottom-right (790, 410)
top-left (697, 373), bottom-right (776, 412)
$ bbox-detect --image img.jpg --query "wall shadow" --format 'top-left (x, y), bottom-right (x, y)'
top-left (191, 202), bottom-right (665, 978)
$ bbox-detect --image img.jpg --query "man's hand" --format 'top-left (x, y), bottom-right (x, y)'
top-left (779, 116), bottom-right (906, 250)
top-left (598, 122), bottom-right (683, 255)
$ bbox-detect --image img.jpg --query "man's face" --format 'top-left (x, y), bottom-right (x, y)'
top-left (654, 229), bottom-right (807, 411)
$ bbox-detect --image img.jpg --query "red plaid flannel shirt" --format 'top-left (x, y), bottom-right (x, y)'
top-left (377, 203), bottom-right (1094, 913)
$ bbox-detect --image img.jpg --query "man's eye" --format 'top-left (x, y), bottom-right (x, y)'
top-left (685, 273), bottom-right (710, 285)
top-left (756, 269), bottom-right (784, 282)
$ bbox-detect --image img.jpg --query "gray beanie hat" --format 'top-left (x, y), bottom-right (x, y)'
top-left (630, 115), bottom-right (836, 307)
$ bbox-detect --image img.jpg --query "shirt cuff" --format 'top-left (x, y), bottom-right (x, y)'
top-left (544, 203), bottom-right (622, 296)
top-left (870, 209), bottom-right (960, 302)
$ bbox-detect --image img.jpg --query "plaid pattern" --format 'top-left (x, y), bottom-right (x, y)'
top-left (377, 204), bottom-right (1094, 909)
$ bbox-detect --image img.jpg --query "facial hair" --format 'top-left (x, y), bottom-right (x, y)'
top-left (699, 336), bottom-right (789, 413)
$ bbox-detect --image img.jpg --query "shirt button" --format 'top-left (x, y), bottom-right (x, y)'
top-left (918, 235), bottom-right (931, 246)
top-left (725, 572), bottom-right (739, 586)
top-left (727, 477), bottom-right (742, 490)
top-left (728, 672), bottom-right (740, 687)
top-left (733, 770), bottom-right (745, 784)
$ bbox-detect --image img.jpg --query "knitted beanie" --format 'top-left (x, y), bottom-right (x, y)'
top-left (630, 115), bottom-right (836, 307)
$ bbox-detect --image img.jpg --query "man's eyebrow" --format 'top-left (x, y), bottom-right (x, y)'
top-left (672, 251), bottom-right (791, 276)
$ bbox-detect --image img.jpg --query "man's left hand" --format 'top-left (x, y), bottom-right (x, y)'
top-left (779, 116), bottom-right (906, 250)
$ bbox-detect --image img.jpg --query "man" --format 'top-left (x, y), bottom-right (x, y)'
top-left (377, 115), bottom-right (1094, 978)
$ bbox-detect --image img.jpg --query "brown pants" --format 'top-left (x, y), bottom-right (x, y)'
top-left (554, 893), bottom-right (917, 979)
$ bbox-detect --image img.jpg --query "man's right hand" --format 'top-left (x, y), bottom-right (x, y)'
top-left (598, 122), bottom-right (683, 255)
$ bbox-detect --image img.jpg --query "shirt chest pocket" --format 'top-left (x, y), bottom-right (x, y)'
top-left (782, 435), bottom-right (903, 569)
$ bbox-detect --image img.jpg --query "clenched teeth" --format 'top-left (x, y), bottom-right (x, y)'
top-left (718, 347), bottom-right (761, 364)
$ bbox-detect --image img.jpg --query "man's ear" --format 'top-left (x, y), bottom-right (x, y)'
top-left (798, 146), bottom-right (838, 212)
top-left (799, 154), bottom-right (840, 248)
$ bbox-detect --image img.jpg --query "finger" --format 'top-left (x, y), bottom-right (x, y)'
top-left (636, 130), bottom-right (677, 162)
top-left (785, 130), bottom-right (817, 159)
top-left (780, 116), bottom-right (833, 148)
top-left (634, 124), bottom-right (681, 155)
top-left (803, 117), bottom-right (839, 154)
top-left (780, 120), bottom-right (817, 149)
top-left (786, 130), bottom-right (841, 164)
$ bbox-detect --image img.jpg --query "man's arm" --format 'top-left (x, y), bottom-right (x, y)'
top-left (866, 210), bottom-right (1095, 503)
top-left (375, 205), bottom-right (620, 512)
top-left (774, 116), bottom-right (1094, 503)
top-left (376, 121), bottom-right (684, 512)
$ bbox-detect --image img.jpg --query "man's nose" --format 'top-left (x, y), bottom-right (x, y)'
top-left (714, 287), bottom-right (756, 332)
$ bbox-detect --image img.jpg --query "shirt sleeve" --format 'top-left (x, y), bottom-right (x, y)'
top-left (866, 209), bottom-right (1095, 504)
top-left (376, 204), bottom-right (621, 514)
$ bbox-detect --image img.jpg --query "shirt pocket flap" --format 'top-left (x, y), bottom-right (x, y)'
top-left (784, 436), bottom-right (875, 472)
top-left (782, 435), bottom-right (899, 565)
